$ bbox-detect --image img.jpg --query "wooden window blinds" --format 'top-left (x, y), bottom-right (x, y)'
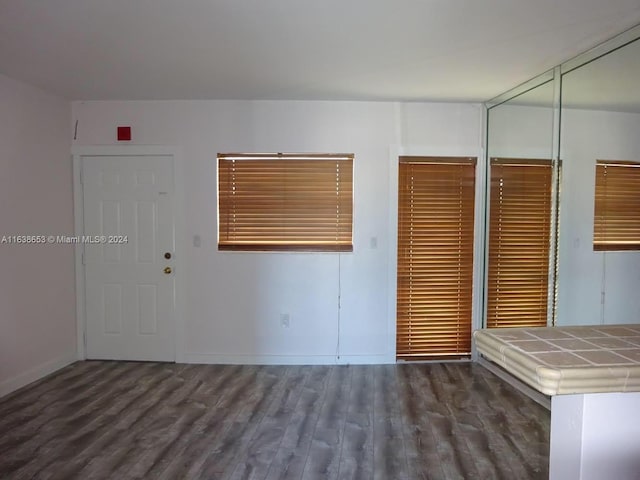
top-left (218, 153), bottom-right (353, 252)
top-left (396, 156), bottom-right (476, 359)
top-left (487, 158), bottom-right (552, 328)
top-left (594, 160), bottom-right (640, 251)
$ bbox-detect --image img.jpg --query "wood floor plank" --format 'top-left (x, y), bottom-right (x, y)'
top-left (265, 366), bottom-right (333, 480)
top-left (168, 365), bottom-right (267, 478)
top-left (50, 364), bottom-right (200, 479)
top-left (336, 366), bottom-right (374, 480)
top-left (105, 364), bottom-right (236, 479)
top-left (3, 362), bottom-right (178, 479)
top-left (474, 365), bottom-right (549, 479)
top-left (226, 366), bottom-right (310, 480)
top-left (0, 361), bottom-right (550, 480)
top-left (300, 365), bottom-right (352, 480)
top-left (373, 365), bottom-right (410, 480)
top-left (0, 361), bottom-right (142, 447)
top-left (398, 365), bottom-right (446, 480)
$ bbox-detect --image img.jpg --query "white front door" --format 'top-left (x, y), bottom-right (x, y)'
top-left (82, 154), bottom-right (176, 361)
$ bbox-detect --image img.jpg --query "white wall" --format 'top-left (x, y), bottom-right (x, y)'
top-left (72, 100), bottom-right (482, 364)
top-left (557, 108), bottom-right (640, 325)
top-left (0, 74), bottom-right (76, 396)
top-left (550, 392), bottom-right (640, 480)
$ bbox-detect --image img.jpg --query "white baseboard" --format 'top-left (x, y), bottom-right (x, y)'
top-left (335, 354), bottom-right (396, 365)
top-left (183, 352), bottom-right (395, 365)
top-left (0, 352), bottom-right (77, 399)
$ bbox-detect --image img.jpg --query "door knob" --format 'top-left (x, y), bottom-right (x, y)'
top-left (164, 267), bottom-right (172, 274)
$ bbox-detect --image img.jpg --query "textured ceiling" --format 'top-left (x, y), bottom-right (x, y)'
top-left (1, 0), bottom-right (640, 102)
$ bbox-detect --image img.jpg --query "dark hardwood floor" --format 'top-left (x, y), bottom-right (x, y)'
top-left (0, 361), bottom-right (549, 480)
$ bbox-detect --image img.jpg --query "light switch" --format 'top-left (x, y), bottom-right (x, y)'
top-left (193, 235), bottom-right (201, 248)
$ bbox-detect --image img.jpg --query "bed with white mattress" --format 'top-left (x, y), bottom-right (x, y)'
top-left (473, 324), bottom-right (640, 395)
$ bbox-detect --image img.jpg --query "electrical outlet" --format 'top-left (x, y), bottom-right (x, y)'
top-left (280, 313), bottom-right (290, 328)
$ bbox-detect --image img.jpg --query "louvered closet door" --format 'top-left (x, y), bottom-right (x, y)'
top-left (487, 158), bottom-right (552, 328)
top-left (396, 156), bottom-right (476, 359)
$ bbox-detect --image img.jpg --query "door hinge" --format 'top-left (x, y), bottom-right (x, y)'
top-left (81, 251), bottom-right (85, 265)
top-left (79, 166), bottom-right (84, 184)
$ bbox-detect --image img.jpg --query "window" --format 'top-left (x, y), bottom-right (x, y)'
top-left (594, 160), bottom-right (640, 251)
top-left (396, 156), bottom-right (476, 359)
top-left (487, 158), bottom-right (552, 328)
top-left (217, 153), bottom-right (353, 251)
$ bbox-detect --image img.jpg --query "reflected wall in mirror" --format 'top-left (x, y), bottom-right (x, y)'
top-left (557, 37), bottom-right (640, 326)
top-left (486, 80), bottom-right (557, 328)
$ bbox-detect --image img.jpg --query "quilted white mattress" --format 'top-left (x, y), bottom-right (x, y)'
top-left (474, 324), bottom-right (640, 395)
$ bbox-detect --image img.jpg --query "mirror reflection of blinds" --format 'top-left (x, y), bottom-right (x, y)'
top-left (396, 156), bottom-right (476, 359)
top-left (218, 153), bottom-right (353, 252)
top-left (594, 160), bottom-right (640, 251)
top-left (487, 158), bottom-right (552, 328)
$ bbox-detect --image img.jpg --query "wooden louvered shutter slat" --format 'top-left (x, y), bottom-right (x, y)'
top-left (218, 154), bottom-right (353, 251)
top-left (396, 156), bottom-right (476, 359)
top-left (594, 160), bottom-right (640, 251)
top-left (487, 158), bottom-right (552, 328)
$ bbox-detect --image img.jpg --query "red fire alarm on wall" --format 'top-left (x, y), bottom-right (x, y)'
top-left (117, 126), bottom-right (131, 141)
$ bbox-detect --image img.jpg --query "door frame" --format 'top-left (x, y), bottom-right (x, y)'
top-left (71, 145), bottom-right (186, 362)
top-left (387, 142), bottom-right (486, 361)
